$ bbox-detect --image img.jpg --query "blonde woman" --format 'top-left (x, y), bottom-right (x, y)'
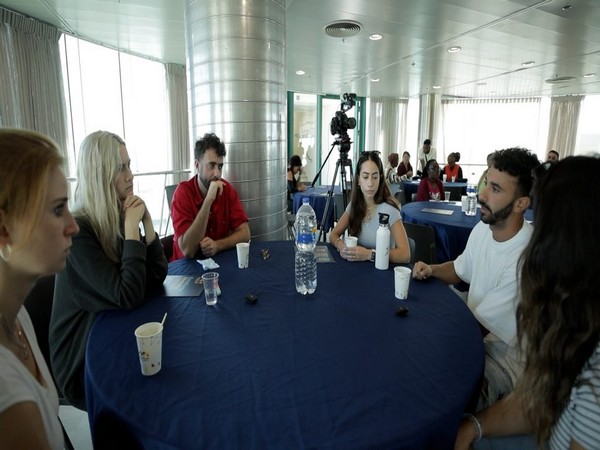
top-left (0, 129), bottom-right (79, 449)
top-left (50, 131), bottom-right (167, 410)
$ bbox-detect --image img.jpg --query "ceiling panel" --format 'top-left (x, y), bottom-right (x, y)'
top-left (1, 0), bottom-right (599, 98)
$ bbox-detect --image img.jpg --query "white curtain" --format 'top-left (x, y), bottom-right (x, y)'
top-left (547, 95), bottom-right (583, 158)
top-left (165, 63), bottom-right (190, 183)
top-left (0, 7), bottom-right (68, 165)
top-left (366, 97), bottom-right (408, 159)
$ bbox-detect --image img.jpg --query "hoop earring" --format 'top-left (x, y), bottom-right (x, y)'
top-left (0, 244), bottom-right (12, 262)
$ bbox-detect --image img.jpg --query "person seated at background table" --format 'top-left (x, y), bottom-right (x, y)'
top-left (416, 159), bottom-right (445, 201)
top-left (477, 152), bottom-right (495, 194)
top-left (441, 152), bottom-right (463, 181)
top-left (396, 151), bottom-right (414, 181)
top-left (455, 156), bottom-right (600, 450)
top-left (413, 147), bottom-right (540, 411)
top-left (287, 154), bottom-right (307, 212)
top-left (546, 149), bottom-right (559, 163)
top-left (417, 138), bottom-right (437, 173)
top-left (330, 151), bottom-right (410, 264)
top-left (171, 133), bottom-right (250, 260)
top-left (50, 131), bottom-right (168, 411)
top-left (0, 129), bottom-right (79, 449)
top-left (385, 152), bottom-right (401, 184)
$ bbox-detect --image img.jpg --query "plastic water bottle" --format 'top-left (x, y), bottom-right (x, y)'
top-left (466, 184), bottom-right (477, 216)
top-left (375, 213), bottom-right (390, 270)
top-left (295, 198), bottom-right (317, 294)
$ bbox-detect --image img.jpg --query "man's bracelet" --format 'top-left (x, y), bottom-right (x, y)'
top-left (464, 413), bottom-right (483, 441)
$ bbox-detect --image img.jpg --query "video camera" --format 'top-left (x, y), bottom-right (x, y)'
top-left (330, 93), bottom-right (357, 137)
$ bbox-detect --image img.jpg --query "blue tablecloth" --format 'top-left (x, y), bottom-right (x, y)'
top-left (402, 181), bottom-right (467, 203)
top-left (293, 186), bottom-right (342, 232)
top-left (401, 201), bottom-right (534, 263)
top-left (85, 241), bottom-right (484, 450)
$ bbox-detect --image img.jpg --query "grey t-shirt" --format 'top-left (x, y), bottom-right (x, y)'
top-left (345, 201), bottom-right (401, 249)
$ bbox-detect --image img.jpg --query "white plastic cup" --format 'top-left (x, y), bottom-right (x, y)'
top-left (345, 236), bottom-right (358, 248)
top-left (202, 272), bottom-right (219, 306)
top-left (442, 174), bottom-right (447, 182)
top-left (394, 266), bottom-right (412, 300)
top-left (451, 176), bottom-right (456, 182)
top-left (134, 322), bottom-right (163, 376)
top-left (445, 191), bottom-right (451, 201)
top-left (236, 242), bottom-right (250, 269)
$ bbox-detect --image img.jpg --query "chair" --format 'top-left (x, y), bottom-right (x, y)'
top-left (160, 234), bottom-right (174, 260)
top-left (446, 186), bottom-right (462, 201)
top-left (403, 222), bottom-right (437, 264)
top-left (164, 184), bottom-right (178, 232)
top-left (408, 237), bottom-right (416, 264)
top-left (395, 190), bottom-right (407, 206)
top-left (23, 275), bottom-right (76, 450)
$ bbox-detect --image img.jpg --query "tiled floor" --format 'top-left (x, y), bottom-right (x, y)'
top-left (59, 405), bottom-right (93, 450)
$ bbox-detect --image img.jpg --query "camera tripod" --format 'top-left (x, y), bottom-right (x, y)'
top-left (311, 138), bottom-right (354, 242)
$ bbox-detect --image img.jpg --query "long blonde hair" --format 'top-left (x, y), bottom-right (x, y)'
top-left (73, 131), bottom-right (125, 262)
top-left (0, 129), bottom-right (63, 249)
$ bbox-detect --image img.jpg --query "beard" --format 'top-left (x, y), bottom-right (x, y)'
top-left (199, 173), bottom-right (218, 191)
top-left (479, 199), bottom-right (515, 225)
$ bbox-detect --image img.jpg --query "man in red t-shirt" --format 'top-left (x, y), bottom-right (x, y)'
top-left (170, 133), bottom-right (250, 261)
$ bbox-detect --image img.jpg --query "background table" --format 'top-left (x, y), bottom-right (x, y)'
top-left (402, 201), bottom-right (533, 263)
top-left (402, 180), bottom-right (467, 203)
top-left (293, 185), bottom-right (343, 232)
top-left (86, 241), bottom-right (484, 450)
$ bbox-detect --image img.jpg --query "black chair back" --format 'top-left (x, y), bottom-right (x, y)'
top-left (403, 222), bottom-right (437, 264)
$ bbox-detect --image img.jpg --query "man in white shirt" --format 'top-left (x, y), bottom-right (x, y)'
top-left (417, 139), bottom-right (437, 173)
top-left (412, 147), bottom-right (540, 410)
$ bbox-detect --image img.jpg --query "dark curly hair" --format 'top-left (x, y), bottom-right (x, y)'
top-left (194, 133), bottom-right (226, 160)
top-left (490, 147), bottom-right (540, 197)
top-left (516, 156), bottom-right (600, 444)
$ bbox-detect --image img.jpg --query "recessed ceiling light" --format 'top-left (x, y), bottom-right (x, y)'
top-left (432, 85), bottom-right (441, 89)
top-left (447, 46), bottom-right (461, 53)
top-left (371, 78), bottom-right (380, 82)
top-left (521, 61), bottom-right (535, 67)
top-left (583, 73), bottom-right (596, 78)
top-left (295, 70), bottom-right (305, 75)
top-left (369, 34), bottom-right (383, 41)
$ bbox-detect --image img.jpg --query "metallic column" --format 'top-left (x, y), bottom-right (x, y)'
top-left (185, 0), bottom-right (287, 240)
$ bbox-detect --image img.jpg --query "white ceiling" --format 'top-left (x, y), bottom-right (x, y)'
top-left (1, 0), bottom-right (600, 99)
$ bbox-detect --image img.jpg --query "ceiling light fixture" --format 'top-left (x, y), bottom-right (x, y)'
top-left (371, 78), bottom-right (380, 82)
top-left (447, 46), bottom-right (461, 53)
top-left (296, 70), bottom-right (305, 75)
top-left (545, 76), bottom-right (575, 84)
top-left (521, 61), bottom-right (535, 67)
top-left (432, 85), bottom-right (441, 89)
top-left (369, 34), bottom-right (383, 41)
top-left (583, 73), bottom-right (596, 78)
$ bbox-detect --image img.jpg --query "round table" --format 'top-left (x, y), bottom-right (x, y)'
top-left (85, 241), bottom-right (484, 450)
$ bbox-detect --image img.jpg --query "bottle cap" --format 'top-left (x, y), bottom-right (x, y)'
top-left (378, 213), bottom-right (390, 225)
top-left (302, 197), bottom-right (309, 204)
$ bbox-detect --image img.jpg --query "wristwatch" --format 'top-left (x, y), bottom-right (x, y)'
top-left (370, 250), bottom-right (376, 262)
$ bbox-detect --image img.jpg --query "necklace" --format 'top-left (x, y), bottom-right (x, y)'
top-left (0, 314), bottom-right (28, 360)
top-left (365, 204), bottom-right (377, 222)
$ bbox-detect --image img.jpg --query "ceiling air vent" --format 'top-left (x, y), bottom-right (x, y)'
top-left (324, 20), bottom-right (362, 38)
